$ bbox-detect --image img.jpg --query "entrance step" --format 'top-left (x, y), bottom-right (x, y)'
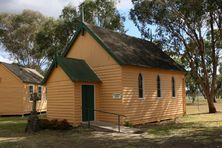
top-left (84, 121), bottom-right (141, 134)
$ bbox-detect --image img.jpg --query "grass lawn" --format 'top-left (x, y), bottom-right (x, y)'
top-left (0, 100), bottom-right (222, 148)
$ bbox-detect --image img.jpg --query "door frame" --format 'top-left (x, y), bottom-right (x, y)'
top-left (81, 84), bottom-right (96, 122)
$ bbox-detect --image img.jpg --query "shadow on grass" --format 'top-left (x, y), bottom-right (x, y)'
top-left (0, 116), bottom-right (222, 148)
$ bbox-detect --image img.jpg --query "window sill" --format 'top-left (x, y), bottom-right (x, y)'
top-left (172, 97), bottom-right (176, 99)
top-left (139, 98), bottom-right (145, 100)
top-left (29, 100), bottom-right (41, 102)
top-left (156, 97), bottom-right (163, 99)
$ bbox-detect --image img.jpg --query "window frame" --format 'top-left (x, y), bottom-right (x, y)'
top-left (38, 85), bottom-right (42, 100)
top-left (138, 73), bottom-right (144, 99)
top-left (28, 85), bottom-right (34, 95)
top-left (157, 75), bottom-right (161, 98)
top-left (172, 77), bottom-right (176, 98)
top-left (28, 84), bottom-right (34, 101)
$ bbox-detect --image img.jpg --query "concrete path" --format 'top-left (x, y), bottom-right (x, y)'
top-left (87, 121), bottom-right (142, 134)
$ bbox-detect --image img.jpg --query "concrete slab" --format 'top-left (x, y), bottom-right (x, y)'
top-left (84, 121), bottom-right (142, 134)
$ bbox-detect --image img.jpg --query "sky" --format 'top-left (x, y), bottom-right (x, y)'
top-left (0, 0), bottom-right (141, 63)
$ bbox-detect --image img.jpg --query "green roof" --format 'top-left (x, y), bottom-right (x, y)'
top-left (42, 56), bottom-right (100, 83)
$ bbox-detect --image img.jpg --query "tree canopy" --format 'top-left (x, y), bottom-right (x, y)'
top-left (36, 0), bottom-right (125, 61)
top-left (0, 0), bottom-right (125, 70)
top-left (0, 10), bottom-right (47, 70)
top-left (130, 0), bottom-right (222, 113)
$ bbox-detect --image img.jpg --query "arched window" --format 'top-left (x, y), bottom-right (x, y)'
top-left (157, 75), bottom-right (161, 97)
top-left (138, 73), bottom-right (144, 98)
top-left (172, 77), bottom-right (176, 97)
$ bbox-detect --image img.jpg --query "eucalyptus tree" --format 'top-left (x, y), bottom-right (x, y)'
top-left (0, 10), bottom-right (47, 70)
top-left (130, 0), bottom-right (222, 113)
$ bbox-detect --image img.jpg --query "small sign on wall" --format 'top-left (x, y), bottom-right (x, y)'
top-left (112, 93), bottom-right (122, 99)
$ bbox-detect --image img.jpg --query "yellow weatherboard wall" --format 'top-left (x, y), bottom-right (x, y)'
top-left (0, 64), bottom-right (47, 115)
top-left (46, 66), bottom-right (75, 124)
top-left (122, 66), bottom-right (185, 125)
top-left (67, 32), bottom-right (123, 124)
top-left (45, 23), bottom-right (185, 126)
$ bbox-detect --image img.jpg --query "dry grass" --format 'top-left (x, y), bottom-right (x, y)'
top-left (186, 97), bottom-right (222, 115)
top-left (0, 99), bottom-right (222, 147)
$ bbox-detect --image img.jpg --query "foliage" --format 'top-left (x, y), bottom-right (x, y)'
top-left (36, 0), bottom-right (125, 61)
top-left (35, 6), bottom-right (80, 61)
top-left (0, 10), bottom-right (48, 70)
top-left (39, 119), bottom-right (73, 130)
top-left (186, 72), bottom-right (199, 103)
top-left (0, 0), bottom-right (125, 70)
top-left (216, 75), bottom-right (222, 99)
top-left (130, 0), bottom-right (222, 113)
top-left (80, 0), bottom-right (125, 32)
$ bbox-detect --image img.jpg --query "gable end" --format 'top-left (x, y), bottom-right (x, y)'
top-left (62, 22), bottom-right (124, 65)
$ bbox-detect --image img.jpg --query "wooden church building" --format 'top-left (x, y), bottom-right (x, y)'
top-left (43, 22), bottom-right (186, 126)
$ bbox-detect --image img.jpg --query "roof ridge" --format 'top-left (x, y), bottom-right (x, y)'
top-left (57, 56), bottom-right (85, 62)
top-left (83, 22), bottom-right (159, 49)
top-left (1, 62), bottom-right (43, 84)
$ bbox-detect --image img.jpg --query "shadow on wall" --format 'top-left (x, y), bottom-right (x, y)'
top-left (123, 74), bottom-right (183, 125)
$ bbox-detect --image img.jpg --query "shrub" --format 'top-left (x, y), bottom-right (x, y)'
top-left (124, 121), bottom-right (133, 127)
top-left (39, 119), bottom-right (72, 130)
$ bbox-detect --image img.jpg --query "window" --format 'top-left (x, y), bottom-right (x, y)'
top-left (138, 73), bottom-right (144, 98)
top-left (157, 75), bottom-right (161, 97)
top-left (29, 85), bottom-right (34, 94)
top-left (172, 77), bottom-right (176, 97)
top-left (38, 86), bottom-right (42, 99)
top-left (28, 85), bottom-right (34, 101)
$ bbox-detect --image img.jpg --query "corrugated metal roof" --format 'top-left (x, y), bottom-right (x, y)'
top-left (1, 62), bottom-right (43, 84)
top-left (56, 56), bottom-right (100, 82)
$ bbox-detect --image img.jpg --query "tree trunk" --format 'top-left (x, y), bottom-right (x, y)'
top-left (207, 97), bottom-right (217, 113)
top-left (214, 97), bottom-right (217, 103)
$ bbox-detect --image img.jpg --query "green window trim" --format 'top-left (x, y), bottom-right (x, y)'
top-left (172, 77), bottom-right (176, 97)
top-left (138, 73), bottom-right (144, 98)
top-left (157, 75), bottom-right (161, 97)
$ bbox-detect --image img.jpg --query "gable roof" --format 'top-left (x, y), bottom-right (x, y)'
top-left (1, 62), bottom-right (43, 84)
top-left (42, 56), bottom-right (100, 83)
top-left (42, 22), bottom-right (185, 84)
top-left (63, 22), bottom-right (185, 72)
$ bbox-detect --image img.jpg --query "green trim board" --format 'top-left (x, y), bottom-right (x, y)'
top-left (61, 22), bottom-right (185, 72)
top-left (42, 21), bottom-right (185, 84)
top-left (42, 56), bottom-right (101, 84)
top-left (62, 22), bottom-right (124, 64)
top-left (41, 61), bottom-right (55, 84)
top-left (62, 23), bottom-right (83, 57)
top-left (81, 23), bottom-right (124, 64)
top-left (41, 25), bottom-right (83, 85)
top-left (57, 56), bottom-right (100, 82)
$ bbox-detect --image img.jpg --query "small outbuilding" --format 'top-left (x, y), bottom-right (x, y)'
top-left (0, 62), bottom-right (47, 115)
top-left (43, 22), bottom-right (186, 126)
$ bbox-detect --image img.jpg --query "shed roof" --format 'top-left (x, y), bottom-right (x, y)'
top-left (1, 62), bottom-right (43, 84)
top-left (46, 56), bottom-right (100, 83)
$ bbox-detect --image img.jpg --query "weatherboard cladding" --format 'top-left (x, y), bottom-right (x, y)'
top-left (2, 62), bottom-right (43, 84)
top-left (43, 22), bottom-right (184, 84)
top-left (56, 56), bottom-right (100, 82)
top-left (84, 23), bottom-right (185, 72)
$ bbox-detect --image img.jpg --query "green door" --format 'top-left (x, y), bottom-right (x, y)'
top-left (82, 85), bottom-right (94, 121)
